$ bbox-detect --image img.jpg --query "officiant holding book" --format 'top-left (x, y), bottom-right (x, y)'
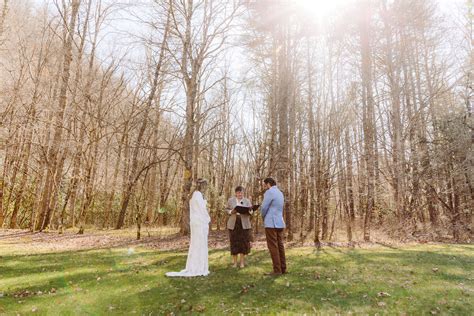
top-left (225, 186), bottom-right (254, 268)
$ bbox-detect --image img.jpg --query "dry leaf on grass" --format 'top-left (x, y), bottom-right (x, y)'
top-left (194, 305), bottom-right (206, 312)
top-left (377, 301), bottom-right (386, 307)
top-left (377, 292), bottom-right (391, 297)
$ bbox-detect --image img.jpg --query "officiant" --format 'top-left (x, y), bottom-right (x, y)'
top-left (225, 186), bottom-right (253, 268)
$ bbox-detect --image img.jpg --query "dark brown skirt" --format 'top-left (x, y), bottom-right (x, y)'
top-left (229, 216), bottom-right (251, 255)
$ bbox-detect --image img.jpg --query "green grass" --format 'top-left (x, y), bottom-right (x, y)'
top-left (0, 244), bottom-right (472, 315)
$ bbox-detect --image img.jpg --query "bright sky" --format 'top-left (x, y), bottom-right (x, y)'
top-left (28, 0), bottom-right (467, 109)
top-left (29, 0), bottom-right (466, 68)
top-left (25, 0), bottom-right (468, 135)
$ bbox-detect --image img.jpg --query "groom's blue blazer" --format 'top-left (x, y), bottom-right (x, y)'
top-left (260, 185), bottom-right (286, 228)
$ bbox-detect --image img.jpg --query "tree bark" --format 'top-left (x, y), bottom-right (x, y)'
top-left (36, 0), bottom-right (80, 231)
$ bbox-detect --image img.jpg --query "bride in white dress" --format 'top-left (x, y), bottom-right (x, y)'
top-left (166, 179), bottom-right (211, 277)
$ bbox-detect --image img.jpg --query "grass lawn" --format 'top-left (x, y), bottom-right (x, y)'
top-left (0, 243), bottom-right (472, 315)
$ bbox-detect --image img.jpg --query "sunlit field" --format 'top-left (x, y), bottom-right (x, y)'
top-left (0, 235), bottom-right (472, 315)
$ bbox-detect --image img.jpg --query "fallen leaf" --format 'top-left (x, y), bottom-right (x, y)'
top-left (432, 268), bottom-right (439, 273)
top-left (377, 292), bottom-right (391, 297)
top-left (377, 302), bottom-right (386, 307)
top-left (14, 290), bottom-right (33, 298)
top-left (194, 305), bottom-right (206, 312)
top-left (31, 306), bottom-right (38, 312)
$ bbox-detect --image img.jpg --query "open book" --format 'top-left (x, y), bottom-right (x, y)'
top-left (235, 204), bottom-right (260, 214)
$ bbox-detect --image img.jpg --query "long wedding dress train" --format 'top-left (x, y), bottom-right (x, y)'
top-left (166, 191), bottom-right (210, 277)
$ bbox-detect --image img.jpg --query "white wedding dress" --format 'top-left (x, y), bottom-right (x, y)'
top-left (166, 191), bottom-right (210, 277)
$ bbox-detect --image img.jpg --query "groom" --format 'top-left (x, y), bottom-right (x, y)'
top-left (260, 177), bottom-right (287, 275)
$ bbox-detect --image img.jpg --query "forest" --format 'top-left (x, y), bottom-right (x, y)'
top-left (0, 0), bottom-right (472, 242)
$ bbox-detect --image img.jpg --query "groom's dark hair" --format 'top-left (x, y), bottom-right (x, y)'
top-left (264, 177), bottom-right (276, 186)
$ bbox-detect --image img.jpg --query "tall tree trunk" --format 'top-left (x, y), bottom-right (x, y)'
top-left (382, 2), bottom-right (404, 219)
top-left (36, 0), bottom-right (80, 231)
top-left (0, 0), bottom-right (9, 227)
top-left (179, 80), bottom-right (197, 235)
top-left (116, 5), bottom-right (170, 229)
top-left (359, 0), bottom-right (376, 242)
top-left (306, 39), bottom-right (317, 234)
top-left (276, 23), bottom-right (291, 241)
top-left (178, 0), bottom-right (197, 236)
top-left (344, 129), bottom-right (356, 222)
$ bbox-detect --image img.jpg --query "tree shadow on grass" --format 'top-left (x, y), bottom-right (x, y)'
top-left (325, 245), bottom-right (473, 268)
top-left (1, 245), bottom-right (472, 314)
top-left (0, 230), bottom-right (39, 240)
top-left (122, 249), bottom-right (424, 314)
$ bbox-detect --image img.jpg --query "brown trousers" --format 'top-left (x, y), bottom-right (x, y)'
top-left (265, 228), bottom-right (287, 274)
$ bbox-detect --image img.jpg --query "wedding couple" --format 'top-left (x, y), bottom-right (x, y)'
top-left (166, 177), bottom-right (286, 277)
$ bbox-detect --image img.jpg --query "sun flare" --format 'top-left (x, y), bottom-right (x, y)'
top-left (294, 0), bottom-right (348, 19)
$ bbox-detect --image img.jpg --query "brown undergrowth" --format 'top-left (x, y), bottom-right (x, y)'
top-left (1, 225), bottom-right (468, 256)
